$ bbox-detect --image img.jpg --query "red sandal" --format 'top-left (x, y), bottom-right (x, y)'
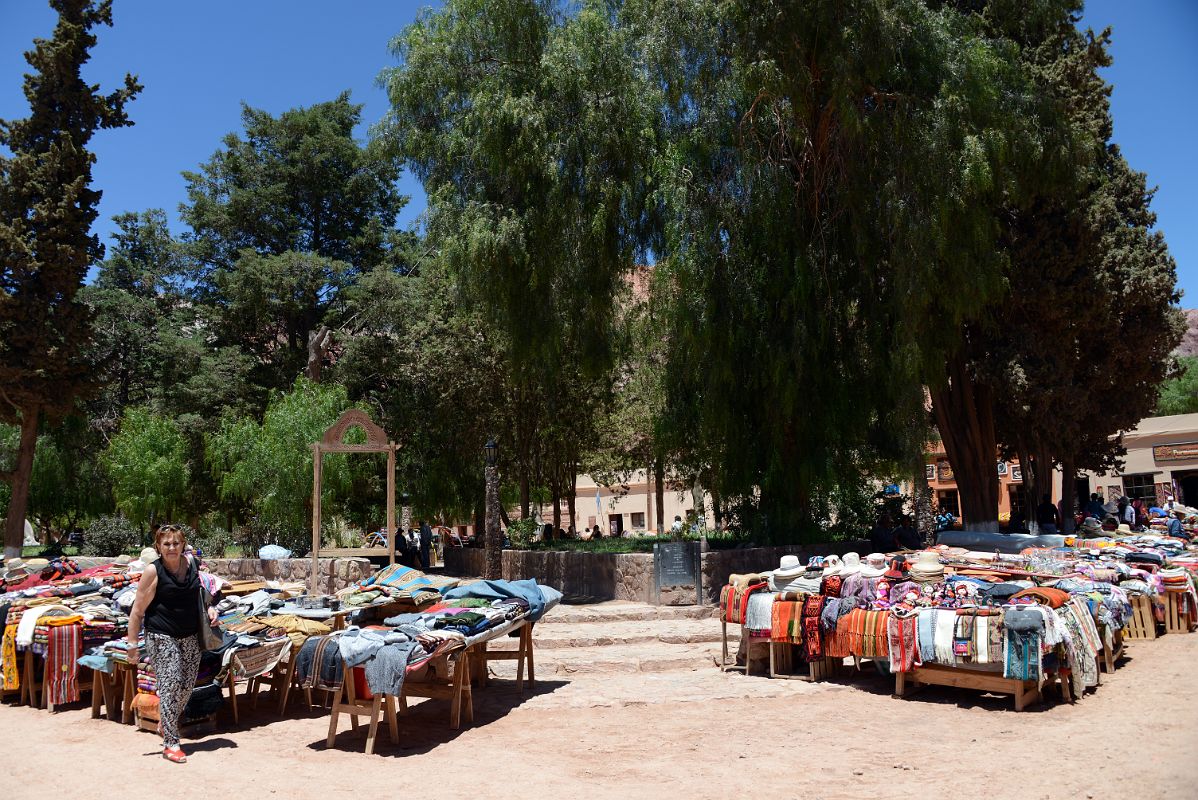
top-left (162, 746), bottom-right (187, 764)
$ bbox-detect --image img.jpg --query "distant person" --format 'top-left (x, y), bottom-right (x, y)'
top-left (869, 514), bottom-right (895, 551)
top-left (671, 515), bottom-right (683, 537)
top-left (892, 515), bottom-right (922, 550)
top-left (419, 520), bottom-right (432, 571)
top-left (1166, 510), bottom-right (1185, 539)
top-left (567, 524), bottom-right (576, 539)
top-left (592, 524), bottom-right (602, 539)
top-left (1085, 493), bottom-right (1105, 520)
top-left (1036, 494), bottom-right (1060, 535)
top-left (1131, 498), bottom-right (1148, 528)
top-left (1120, 497), bottom-right (1135, 527)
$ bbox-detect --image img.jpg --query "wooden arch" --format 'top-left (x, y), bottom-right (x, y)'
top-left (310, 409), bottom-right (398, 592)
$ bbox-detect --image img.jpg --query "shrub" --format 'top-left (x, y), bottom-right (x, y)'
top-left (81, 515), bottom-right (139, 557)
top-left (190, 526), bottom-right (235, 559)
top-left (506, 518), bottom-right (539, 549)
top-left (236, 516), bottom-right (306, 558)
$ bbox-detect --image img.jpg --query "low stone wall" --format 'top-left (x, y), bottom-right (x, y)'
top-left (203, 557), bottom-right (374, 594)
top-left (443, 541), bottom-right (869, 605)
top-left (442, 548), bottom-right (655, 604)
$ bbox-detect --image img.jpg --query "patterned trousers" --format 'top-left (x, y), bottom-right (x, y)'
top-left (146, 632), bottom-right (201, 747)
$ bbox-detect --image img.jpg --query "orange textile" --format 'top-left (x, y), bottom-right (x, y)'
top-left (1010, 587), bottom-right (1070, 609)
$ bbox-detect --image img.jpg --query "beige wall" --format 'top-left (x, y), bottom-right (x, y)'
top-left (455, 470), bottom-right (715, 537)
top-left (1078, 413), bottom-right (1198, 506)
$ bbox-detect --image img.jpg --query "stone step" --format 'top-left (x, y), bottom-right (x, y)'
top-left (502, 639), bottom-right (723, 675)
top-left (489, 617), bottom-right (723, 650)
top-left (539, 601), bottom-right (718, 625)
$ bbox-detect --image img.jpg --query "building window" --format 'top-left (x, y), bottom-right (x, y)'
top-left (1122, 473), bottom-right (1156, 504)
top-left (936, 489), bottom-right (959, 517)
top-left (630, 512), bottom-right (645, 529)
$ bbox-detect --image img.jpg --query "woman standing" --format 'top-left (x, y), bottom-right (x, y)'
top-left (126, 524), bottom-right (217, 763)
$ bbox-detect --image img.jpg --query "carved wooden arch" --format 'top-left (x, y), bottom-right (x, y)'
top-left (319, 408), bottom-right (389, 452)
top-left (310, 409), bottom-right (399, 592)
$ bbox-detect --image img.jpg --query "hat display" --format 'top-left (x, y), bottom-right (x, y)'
top-left (822, 554), bottom-right (844, 576)
top-left (861, 553), bottom-right (887, 578)
top-left (113, 554), bottom-right (134, 566)
top-left (908, 550), bottom-right (944, 582)
top-left (1116, 523), bottom-right (1133, 535)
top-left (840, 552), bottom-right (863, 576)
top-left (771, 555), bottom-right (804, 581)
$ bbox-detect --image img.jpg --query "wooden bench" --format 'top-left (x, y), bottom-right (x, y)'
top-left (895, 663), bottom-right (1041, 711)
top-left (469, 620), bottom-right (534, 691)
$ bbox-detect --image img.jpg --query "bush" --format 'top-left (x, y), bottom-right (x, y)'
top-left (80, 515), bottom-right (139, 557)
top-left (506, 518), bottom-right (539, 549)
top-left (190, 526), bottom-right (235, 559)
top-left (236, 516), bottom-right (307, 558)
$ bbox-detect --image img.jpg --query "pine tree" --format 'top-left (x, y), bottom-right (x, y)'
top-left (0, 0), bottom-right (140, 556)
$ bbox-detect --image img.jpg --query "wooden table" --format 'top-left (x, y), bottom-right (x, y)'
top-left (895, 663), bottom-right (1043, 711)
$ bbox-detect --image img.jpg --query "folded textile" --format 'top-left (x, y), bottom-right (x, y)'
top-left (1010, 587), bottom-right (1071, 609)
top-left (442, 579), bottom-right (559, 623)
top-left (887, 612), bottom-right (918, 673)
top-left (295, 633), bottom-right (344, 692)
top-left (44, 623), bottom-right (82, 705)
top-left (770, 599), bottom-right (803, 644)
top-left (744, 592), bottom-right (776, 636)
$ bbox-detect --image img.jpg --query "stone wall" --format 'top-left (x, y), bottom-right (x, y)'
top-left (203, 557), bottom-right (374, 594)
top-left (442, 548), bottom-right (654, 604)
top-left (444, 541), bottom-right (869, 605)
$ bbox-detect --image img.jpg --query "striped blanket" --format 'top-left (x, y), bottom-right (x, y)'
top-left (721, 581), bottom-right (767, 625)
top-left (770, 598), bottom-right (803, 643)
top-left (887, 612), bottom-right (918, 673)
top-left (44, 623), bottom-right (82, 705)
top-left (829, 609), bottom-right (890, 659)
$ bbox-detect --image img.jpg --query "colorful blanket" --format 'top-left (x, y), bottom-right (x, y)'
top-left (721, 581), bottom-right (767, 625)
top-left (887, 612), bottom-right (918, 673)
top-left (44, 623), bottom-right (82, 705)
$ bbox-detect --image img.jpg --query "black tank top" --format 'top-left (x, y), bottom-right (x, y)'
top-left (145, 556), bottom-right (200, 637)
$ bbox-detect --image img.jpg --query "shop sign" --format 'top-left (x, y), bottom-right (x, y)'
top-left (937, 460), bottom-right (954, 482)
top-left (925, 464), bottom-right (935, 481)
top-left (997, 461), bottom-right (1008, 476)
top-left (1010, 464), bottom-right (1022, 482)
top-left (1152, 441), bottom-right (1198, 463)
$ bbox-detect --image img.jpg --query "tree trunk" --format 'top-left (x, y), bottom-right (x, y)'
top-left (654, 458), bottom-right (665, 535)
top-left (305, 326), bottom-right (332, 382)
top-left (913, 454), bottom-right (933, 544)
top-left (3, 406), bottom-right (40, 558)
top-left (484, 464), bottom-right (502, 579)
top-left (711, 484), bottom-right (723, 529)
top-left (930, 356), bottom-right (999, 531)
top-left (550, 480), bottom-right (562, 534)
top-left (519, 474), bottom-right (530, 520)
top-left (567, 461), bottom-right (577, 533)
top-left (1059, 455), bottom-right (1076, 535)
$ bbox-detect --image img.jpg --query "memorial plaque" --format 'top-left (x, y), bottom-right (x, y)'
top-left (654, 541), bottom-right (699, 605)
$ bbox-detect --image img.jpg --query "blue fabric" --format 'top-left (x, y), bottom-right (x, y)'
top-left (77, 652), bottom-right (112, 673)
top-left (442, 579), bottom-right (559, 622)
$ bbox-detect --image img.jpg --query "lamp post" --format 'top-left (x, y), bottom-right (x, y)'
top-left (484, 438), bottom-right (501, 580)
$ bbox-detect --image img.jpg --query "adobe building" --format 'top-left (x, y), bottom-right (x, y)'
top-left (1077, 413), bottom-right (1198, 508)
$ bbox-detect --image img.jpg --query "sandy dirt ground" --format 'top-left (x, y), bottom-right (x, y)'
top-left (3, 631), bottom-right (1196, 800)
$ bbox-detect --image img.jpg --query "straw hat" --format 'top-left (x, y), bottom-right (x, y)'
top-left (113, 554), bottom-right (134, 566)
top-left (1116, 523), bottom-right (1133, 536)
top-left (771, 555), bottom-right (804, 581)
top-left (139, 547), bottom-right (160, 565)
top-left (1081, 517), bottom-right (1103, 536)
top-left (840, 552), bottom-right (863, 576)
top-left (909, 550), bottom-right (944, 580)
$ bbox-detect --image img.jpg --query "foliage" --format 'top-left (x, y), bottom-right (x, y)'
top-left (506, 517), bottom-right (539, 550)
top-left (205, 378), bottom-right (355, 554)
top-left (180, 93), bottom-right (408, 398)
top-left (189, 525), bottom-right (235, 559)
top-left (80, 514), bottom-right (138, 557)
top-left (0, 0), bottom-right (140, 551)
top-left (1157, 357), bottom-right (1198, 416)
top-left (625, 0), bottom-right (1058, 541)
top-left (103, 407), bottom-right (189, 526)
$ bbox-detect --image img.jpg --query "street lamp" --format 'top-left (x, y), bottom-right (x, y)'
top-left (483, 438), bottom-right (501, 579)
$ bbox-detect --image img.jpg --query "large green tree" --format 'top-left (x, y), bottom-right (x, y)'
top-left (0, 0), bottom-right (140, 556)
top-left (629, 0), bottom-right (1054, 540)
top-left (180, 94), bottom-right (407, 398)
top-left (103, 407), bottom-right (189, 528)
top-left (1157, 357), bottom-right (1198, 417)
top-left (380, 0), bottom-right (655, 527)
top-left (930, 5), bottom-right (1182, 529)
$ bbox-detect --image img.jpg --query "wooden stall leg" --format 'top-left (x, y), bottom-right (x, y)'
top-left (325, 683), bottom-right (345, 747)
top-left (227, 676), bottom-right (239, 725)
top-left (385, 694), bottom-right (398, 744)
top-left (365, 695), bottom-right (383, 755)
top-left (346, 674), bottom-right (360, 732)
top-left (525, 624), bottom-right (535, 687)
top-left (450, 655), bottom-right (466, 730)
top-left (91, 671), bottom-right (103, 719)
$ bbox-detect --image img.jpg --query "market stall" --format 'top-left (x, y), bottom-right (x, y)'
top-left (717, 528), bottom-right (1197, 711)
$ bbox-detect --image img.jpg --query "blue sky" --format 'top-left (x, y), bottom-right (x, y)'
top-left (1, 1), bottom-right (1195, 299)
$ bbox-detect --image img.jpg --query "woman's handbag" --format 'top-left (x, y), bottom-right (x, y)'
top-left (197, 585), bottom-right (223, 651)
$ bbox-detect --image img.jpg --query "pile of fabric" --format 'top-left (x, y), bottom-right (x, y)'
top-left (295, 578), bottom-right (561, 701)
